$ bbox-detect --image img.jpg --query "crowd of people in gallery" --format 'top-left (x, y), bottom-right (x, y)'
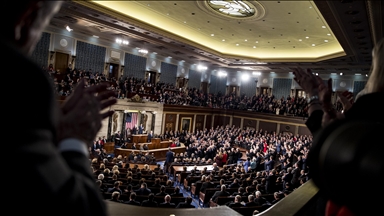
top-left (91, 124), bottom-right (311, 212)
top-left (46, 65), bottom-right (326, 118)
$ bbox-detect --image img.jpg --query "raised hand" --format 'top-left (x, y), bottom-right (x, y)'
top-left (58, 79), bottom-right (117, 145)
top-left (292, 67), bottom-right (319, 97)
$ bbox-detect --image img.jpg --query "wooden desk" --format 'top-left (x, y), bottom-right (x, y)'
top-left (123, 141), bottom-right (172, 150)
top-left (132, 134), bottom-right (148, 143)
top-left (104, 142), bottom-right (115, 154)
top-left (115, 145), bottom-right (186, 161)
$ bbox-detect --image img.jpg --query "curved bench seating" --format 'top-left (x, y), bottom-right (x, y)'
top-left (106, 200), bottom-right (242, 216)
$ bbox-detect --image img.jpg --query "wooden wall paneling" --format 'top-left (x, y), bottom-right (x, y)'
top-left (222, 116), bottom-right (230, 126)
top-left (164, 114), bottom-right (176, 132)
top-left (213, 115), bottom-right (222, 128)
top-left (195, 115), bottom-right (205, 131)
top-left (232, 117), bottom-right (241, 128)
top-left (259, 121), bottom-right (278, 133)
top-left (280, 123), bottom-right (296, 134)
top-left (243, 118), bottom-right (257, 129)
top-left (298, 126), bottom-right (312, 136)
top-left (206, 115), bottom-right (212, 129)
top-left (179, 114), bottom-right (194, 132)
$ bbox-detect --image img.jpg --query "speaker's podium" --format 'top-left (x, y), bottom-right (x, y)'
top-left (132, 134), bottom-right (147, 143)
top-left (151, 138), bottom-right (160, 145)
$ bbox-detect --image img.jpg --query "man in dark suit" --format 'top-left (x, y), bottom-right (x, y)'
top-left (5, 1), bottom-right (117, 215)
top-left (265, 155), bottom-right (275, 171)
top-left (169, 186), bottom-right (183, 197)
top-left (200, 177), bottom-right (215, 194)
top-left (107, 181), bottom-right (123, 194)
top-left (138, 124), bottom-right (144, 134)
top-left (244, 195), bottom-right (259, 207)
top-left (227, 195), bottom-right (244, 208)
top-left (91, 140), bottom-right (101, 156)
top-left (134, 183), bottom-right (152, 196)
top-left (141, 193), bottom-right (158, 207)
top-left (155, 186), bottom-right (169, 197)
top-left (147, 130), bottom-right (154, 142)
top-left (114, 131), bottom-right (122, 146)
top-left (211, 185), bottom-right (231, 203)
top-left (176, 196), bottom-right (195, 208)
top-left (165, 147), bottom-right (174, 174)
top-left (124, 192), bottom-right (141, 206)
top-left (159, 195), bottom-right (176, 208)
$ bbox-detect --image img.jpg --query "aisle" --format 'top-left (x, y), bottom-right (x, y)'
top-left (158, 160), bottom-right (203, 209)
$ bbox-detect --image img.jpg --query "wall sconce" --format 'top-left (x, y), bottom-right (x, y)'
top-left (50, 51), bottom-right (55, 60)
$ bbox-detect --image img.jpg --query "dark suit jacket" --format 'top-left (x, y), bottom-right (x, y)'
top-left (228, 202), bottom-right (244, 208)
top-left (124, 200), bottom-right (141, 206)
top-left (245, 201), bottom-right (259, 207)
top-left (165, 151), bottom-right (174, 164)
top-left (5, 40), bottom-right (106, 215)
top-left (147, 133), bottom-right (153, 142)
top-left (159, 202), bottom-right (176, 208)
top-left (200, 182), bottom-right (214, 193)
top-left (170, 192), bottom-right (184, 197)
top-left (134, 188), bottom-right (152, 196)
top-left (141, 200), bottom-right (158, 207)
top-left (211, 190), bottom-right (230, 202)
top-left (176, 202), bottom-right (195, 208)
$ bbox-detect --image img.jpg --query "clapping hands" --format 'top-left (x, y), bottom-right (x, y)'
top-left (58, 79), bottom-right (117, 145)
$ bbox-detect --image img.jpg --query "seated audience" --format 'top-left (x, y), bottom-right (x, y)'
top-left (141, 193), bottom-right (158, 207)
top-left (176, 196), bottom-right (195, 208)
top-left (159, 195), bottom-right (176, 208)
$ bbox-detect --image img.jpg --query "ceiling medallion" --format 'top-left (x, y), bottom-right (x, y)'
top-left (208, 1), bottom-right (255, 17)
top-left (197, 0), bottom-right (265, 21)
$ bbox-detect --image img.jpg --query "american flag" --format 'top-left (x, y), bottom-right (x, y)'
top-left (125, 112), bottom-right (138, 129)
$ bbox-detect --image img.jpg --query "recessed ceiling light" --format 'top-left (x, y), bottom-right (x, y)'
top-left (299, 39), bottom-right (302, 41)
top-left (312, 44), bottom-right (316, 46)
top-left (327, 33), bottom-right (331, 36)
top-left (340, 73), bottom-right (343, 75)
top-left (366, 74), bottom-right (368, 77)
top-left (253, 46), bottom-right (256, 48)
top-left (322, 26), bottom-right (326, 28)
top-left (255, 41), bottom-right (258, 43)
top-left (324, 40), bottom-right (329, 42)
top-left (245, 39), bottom-right (248, 41)
top-left (316, 73), bottom-right (319, 76)
top-left (236, 44), bottom-right (239, 46)
top-left (147, 4), bottom-right (150, 6)
top-left (168, 56), bottom-right (172, 58)
top-left (222, 39), bottom-right (225, 42)
top-left (211, 34), bottom-right (214, 36)
top-left (309, 6), bottom-right (313, 8)
top-left (184, 21), bottom-right (187, 23)
top-left (66, 25), bottom-right (73, 32)
top-left (306, 36), bottom-right (309, 39)
top-left (167, 13), bottom-right (169, 15)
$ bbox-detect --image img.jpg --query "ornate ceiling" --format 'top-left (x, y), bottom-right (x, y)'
top-left (46, 0), bottom-right (383, 76)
